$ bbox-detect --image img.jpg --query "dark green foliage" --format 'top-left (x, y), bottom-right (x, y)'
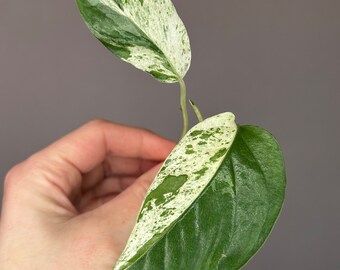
top-left (120, 126), bottom-right (285, 269)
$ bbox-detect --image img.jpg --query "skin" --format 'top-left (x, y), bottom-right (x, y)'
top-left (0, 119), bottom-right (175, 270)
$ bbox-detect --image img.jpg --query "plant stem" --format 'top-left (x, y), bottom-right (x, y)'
top-left (189, 99), bottom-right (204, 122)
top-left (179, 78), bottom-right (189, 139)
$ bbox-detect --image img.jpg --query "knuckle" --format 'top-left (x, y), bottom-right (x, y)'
top-left (87, 118), bottom-right (110, 129)
top-left (4, 163), bottom-right (23, 188)
top-left (3, 157), bottom-right (39, 190)
top-left (140, 127), bottom-right (154, 136)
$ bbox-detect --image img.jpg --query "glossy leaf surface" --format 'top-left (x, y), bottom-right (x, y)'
top-left (114, 114), bottom-right (286, 270)
top-left (114, 112), bottom-right (238, 269)
top-left (76, 0), bottom-right (191, 83)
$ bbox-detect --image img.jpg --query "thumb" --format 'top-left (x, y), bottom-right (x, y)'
top-left (121, 163), bottom-right (163, 207)
top-left (96, 163), bottom-right (163, 233)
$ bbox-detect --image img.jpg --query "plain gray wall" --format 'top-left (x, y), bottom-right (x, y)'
top-left (1, 0), bottom-right (339, 269)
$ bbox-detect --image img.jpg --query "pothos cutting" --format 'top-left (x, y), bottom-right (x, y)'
top-left (76, 0), bottom-right (286, 269)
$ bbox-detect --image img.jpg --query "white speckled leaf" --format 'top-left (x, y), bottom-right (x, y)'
top-left (114, 112), bottom-right (237, 270)
top-left (77, 0), bottom-right (191, 83)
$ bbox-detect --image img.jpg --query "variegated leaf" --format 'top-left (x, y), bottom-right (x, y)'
top-left (113, 113), bottom-right (286, 270)
top-left (76, 0), bottom-right (191, 83)
top-left (114, 112), bottom-right (238, 269)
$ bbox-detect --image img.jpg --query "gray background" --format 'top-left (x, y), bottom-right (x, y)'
top-left (1, 0), bottom-right (339, 269)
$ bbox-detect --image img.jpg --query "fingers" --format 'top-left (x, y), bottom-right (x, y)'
top-left (105, 156), bottom-right (159, 177)
top-left (78, 176), bottom-right (136, 212)
top-left (2, 120), bottom-right (175, 225)
top-left (81, 157), bottom-right (159, 192)
top-left (36, 119), bottom-right (175, 174)
top-left (71, 164), bottom-right (163, 257)
top-left (79, 157), bottom-right (161, 212)
top-left (81, 164), bottom-right (106, 192)
top-left (6, 120), bottom-right (175, 201)
top-left (121, 164), bottom-right (163, 204)
top-left (79, 156), bottom-right (160, 212)
top-left (95, 164), bottom-right (162, 229)
top-left (80, 194), bottom-right (118, 213)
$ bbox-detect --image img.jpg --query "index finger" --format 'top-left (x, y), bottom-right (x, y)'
top-left (37, 119), bottom-right (175, 174)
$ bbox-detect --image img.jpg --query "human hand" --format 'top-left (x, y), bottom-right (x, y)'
top-left (0, 120), bottom-right (175, 270)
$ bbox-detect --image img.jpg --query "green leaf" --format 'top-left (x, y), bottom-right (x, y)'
top-left (76, 0), bottom-right (191, 83)
top-left (113, 113), bottom-right (286, 270)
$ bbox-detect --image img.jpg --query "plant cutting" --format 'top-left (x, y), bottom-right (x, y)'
top-left (76, 0), bottom-right (286, 269)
